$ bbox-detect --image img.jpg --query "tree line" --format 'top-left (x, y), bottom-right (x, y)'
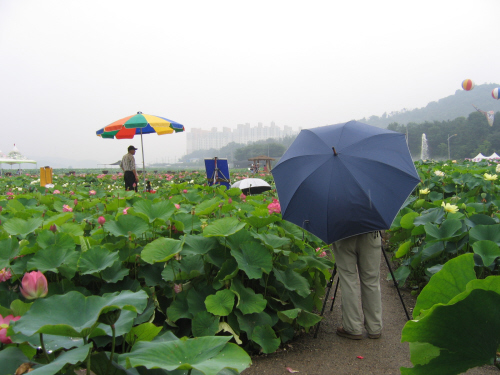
top-left (387, 111), bottom-right (500, 159)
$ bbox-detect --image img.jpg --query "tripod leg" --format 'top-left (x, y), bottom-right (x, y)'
top-left (381, 240), bottom-right (411, 321)
top-left (329, 277), bottom-right (340, 312)
top-left (314, 265), bottom-right (337, 338)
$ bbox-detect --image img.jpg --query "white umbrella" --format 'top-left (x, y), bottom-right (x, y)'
top-left (231, 178), bottom-right (272, 195)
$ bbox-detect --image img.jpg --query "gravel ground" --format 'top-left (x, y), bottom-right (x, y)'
top-left (242, 252), bottom-right (498, 375)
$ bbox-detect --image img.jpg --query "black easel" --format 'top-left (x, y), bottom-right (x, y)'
top-left (313, 233), bottom-right (410, 338)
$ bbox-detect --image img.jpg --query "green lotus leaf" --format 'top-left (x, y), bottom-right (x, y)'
top-left (3, 217), bottom-right (43, 237)
top-left (203, 217), bottom-right (246, 237)
top-left (251, 325), bottom-right (280, 354)
top-left (296, 310), bottom-right (322, 331)
top-left (231, 242), bottom-right (272, 279)
top-left (243, 215), bottom-right (280, 229)
top-left (125, 322), bottom-right (162, 346)
top-left (401, 212), bottom-right (419, 230)
top-left (396, 241), bottom-right (412, 258)
top-left (464, 214), bottom-right (497, 227)
top-left (390, 265), bottom-right (411, 286)
top-left (174, 212), bottom-right (202, 233)
top-left (420, 242), bottom-right (445, 262)
top-left (277, 220), bottom-right (304, 240)
top-left (12, 290), bottom-right (147, 338)
top-left (413, 208), bottom-right (444, 226)
top-left (213, 258), bottom-right (239, 288)
top-left (120, 336), bottom-right (251, 375)
top-left (273, 267), bottom-right (310, 298)
top-left (133, 199), bottom-right (175, 223)
top-left (11, 332), bottom-right (84, 352)
top-left (412, 253), bottom-right (475, 318)
top-left (230, 278), bottom-right (267, 314)
top-left (277, 308), bottom-right (300, 324)
top-left (181, 234), bottom-right (219, 256)
top-left (252, 232), bottom-right (291, 249)
top-left (205, 289), bottom-right (235, 316)
top-left (101, 260), bottom-right (130, 283)
top-left (469, 224), bottom-right (500, 245)
top-left (167, 292), bottom-right (191, 322)
top-left (472, 240), bottom-right (500, 267)
top-left (178, 254), bottom-right (205, 279)
top-left (401, 289), bottom-right (500, 375)
top-left (27, 245), bottom-right (77, 273)
top-left (424, 219), bottom-right (462, 240)
top-left (42, 212), bottom-right (74, 230)
top-left (192, 311), bottom-right (219, 337)
top-left (187, 286), bottom-right (215, 316)
top-left (103, 215), bottom-right (149, 237)
top-left (0, 344), bottom-right (91, 375)
top-left (0, 237), bottom-right (19, 269)
top-left (6, 198), bottom-right (27, 213)
top-left (58, 222), bottom-right (84, 238)
top-left (141, 237), bottom-right (182, 264)
top-left (78, 245), bottom-right (120, 275)
top-left (36, 231), bottom-right (75, 250)
top-left (236, 310), bottom-right (273, 338)
top-left (195, 197), bottom-right (220, 216)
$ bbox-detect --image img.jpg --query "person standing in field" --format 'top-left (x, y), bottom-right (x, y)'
top-left (120, 145), bottom-right (139, 192)
top-left (332, 231), bottom-right (383, 340)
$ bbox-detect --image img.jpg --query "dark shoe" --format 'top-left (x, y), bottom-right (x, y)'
top-left (336, 327), bottom-right (362, 340)
top-left (368, 332), bottom-right (382, 339)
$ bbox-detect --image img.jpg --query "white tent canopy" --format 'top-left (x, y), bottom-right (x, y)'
top-left (471, 152), bottom-right (500, 162)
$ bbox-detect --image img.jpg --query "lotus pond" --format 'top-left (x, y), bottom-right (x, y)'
top-left (0, 161), bottom-right (500, 374)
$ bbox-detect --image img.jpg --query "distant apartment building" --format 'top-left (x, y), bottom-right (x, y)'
top-left (187, 122), bottom-right (296, 154)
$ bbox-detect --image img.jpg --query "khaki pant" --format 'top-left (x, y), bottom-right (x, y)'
top-left (332, 232), bottom-right (382, 335)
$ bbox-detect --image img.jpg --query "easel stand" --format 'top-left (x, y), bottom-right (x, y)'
top-left (207, 157), bottom-right (230, 186)
top-left (313, 236), bottom-right (410, 338)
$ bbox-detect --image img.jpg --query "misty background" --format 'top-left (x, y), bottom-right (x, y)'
top-left (1, 0), bottom-right (500, 168)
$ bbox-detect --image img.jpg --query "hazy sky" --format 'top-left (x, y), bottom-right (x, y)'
top-left (1, 0), bottom-right (499, 168)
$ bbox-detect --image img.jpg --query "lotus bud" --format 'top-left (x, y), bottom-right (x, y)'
top-left (98, 216), bottom-right (106, 225)
top-left (74, 199), bottom-right (78, 206)
top-left (0, 206), bottom-right (2, 213)
top-left (481, 193), bottom-right (487, 199)
top-left (20, 271), bottom-right (48, 300)
top-left (49, 224), bottom-right (57, 233)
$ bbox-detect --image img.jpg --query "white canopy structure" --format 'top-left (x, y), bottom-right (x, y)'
top-left (471, 152), bottom-right (500, 162)
top-left (0, 145), bottom-right (37, 169)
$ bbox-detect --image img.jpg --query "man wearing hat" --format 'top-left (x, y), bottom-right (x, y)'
top-left (120, 145), bottom-right (139, 192)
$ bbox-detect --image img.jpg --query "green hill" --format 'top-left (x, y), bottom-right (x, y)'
top-left (360, 83), bottom-right (500, 127)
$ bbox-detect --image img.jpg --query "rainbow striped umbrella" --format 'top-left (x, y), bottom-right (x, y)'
top-left (96, 112), bottom-right (185, 188)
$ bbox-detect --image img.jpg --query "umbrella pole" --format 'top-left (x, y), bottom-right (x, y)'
top-left (140, 129), bottom-right (146, 191)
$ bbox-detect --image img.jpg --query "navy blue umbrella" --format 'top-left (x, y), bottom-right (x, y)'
top-left (272, 121), bottom-right (420, 244)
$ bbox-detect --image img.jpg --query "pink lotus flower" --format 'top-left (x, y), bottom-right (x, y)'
top-left (0, 314), bottom-right (21, 344)
top-left (74, 199), bottom-right (78, 206)
top-left (62, 205), bottom-right (73, 212)
top-left (69, 191), bottom-right (75, 195)
top-left (240, 193), bottom-right (246, 201)
top-left (123, 207), bottom-right (130, 215)
top-left (267, 198), bottom-right (281, 214)
top-left (183, 189), bottom-right (188, 193)
top-left (319, 251), bottom-right (327, 258)
top-left (20, 271), bottom-right (48, 300)
top-left (0, 268), bottom-right (12, 282)
top-left (6, 192), bottom-right (14, 196)
top-left (228, 198), bottom-right (232, 204)
top-left (173, 284), bottom-right (182, 293)
top-left (89, 190), bottom-right (96, 196)
top-left (98, 216), bottom-right (106, 225)
top-left (175, 204), bottom-right (180, 209)
top-left (53, 190), bottom-right (61, 194)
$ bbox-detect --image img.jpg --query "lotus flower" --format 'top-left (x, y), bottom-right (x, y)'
top-left (441, 202), bottom-right (459, 214)
top-left (267, 198), bottom-right (281, 214)
top-left (434, 170), bottom-right (445, 177)
top-left (419, 188), bottom-right (430, 195)
top-left (89, 190), bottom-right (96, 196)
top-left (0, 268), bottom-right (12, 282)
top-left (20, 271), bottom-right (48, 300)
top-left (175, 204), bottom-right (180, 209)
top-left (123, 207), bottom-right (130, 215)
top-left (62, 204), bottom-right (73, 212)
top-left (173, 284), bottom-right (182, 294)
top-left (183, 189), bottom-right (188, 193)
top-left (53, 190), bottom-right (61, 194)
top-left (98, 216), bottom-right (106, 225)
top-left (484, 173), bottom-right (498, 181)
top-left (0, 314), bottom-right (21, 344)
top-left (49, 224), bottom-right (57, 233)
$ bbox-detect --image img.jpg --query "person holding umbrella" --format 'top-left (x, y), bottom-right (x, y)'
top-left (333, 232), bottom-right (382, 340)
top-left (120, 145), bottom-right (139, 192)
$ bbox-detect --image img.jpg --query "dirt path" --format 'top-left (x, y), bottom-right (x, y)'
top-left (242, 253), bottom-right (497, 375)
